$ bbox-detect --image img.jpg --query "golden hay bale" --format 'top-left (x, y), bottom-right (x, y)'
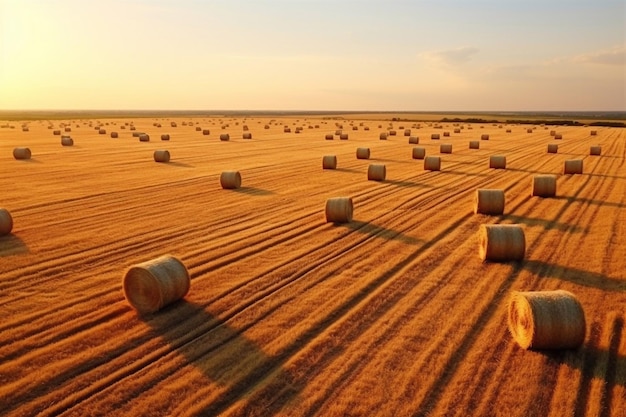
top-left (0, 208), bottom-right (13, 235)
top-left (196, 126), bottom-right (202, 131)
top-left (412, 147), bottom-right (426, 159)
top-left (404, 129), bottom-right (411, 136)
top-left (364, 126), bottom-right (370, 131)
top-left (506, 129), bottom-right (512, 133)
top-left (243, 132), bottom-right (252, 139)
top-left (531, 175), bottom-right (557, 197)
top-left (325, 197), bottom-right (353, 223)
top-left (22, 127), bottom-right (29, 132)
top-left (13, 147), bottom-right (31, 160)
top-left (139, 134), bottom-right (150, 142)
top-left (554, 134), bottom-right (563, 140)
top-left (469, 140), bottom-right (480, 149)
top-left (507, 290), bottom-right (586, 350)
top-left (340, 133), bottom-right (349, 140)
top-left (99, 129), bottom-right (106, 134)
top-left (389, 130), bottom-right (397, 136)
top-left (431, 133), bottom-right (440, 140)
top-left (454, 129), bottom-right (461, 134)
top-left (424, 156), bottom-right (441, 171)
top-left (64, 127), bottom-right (71, 132)
top-left (264, 125), bottom-right (270, 129)
top-left (53, 130), bottom-right (61, 135)
top-left (130, 126), bottom-right (137, 131)
top-left (481, 134), bottom-right (489, 140)
top-left (61, 137), bottom-right (74, 146)
top-left (408, 136), bottom-right (419, 144)
top-left (547, 143), bottom-right (558, 153)
top-left (590, 130), bottom-right (597, 136)
top-left (352, 126), bottom-right (358, 130)
top-left (478, 224), bottom-right (525, 262)
top-left (171, 122), bottom-right (177, 127)
top-left (202, 129), bottom-right (211, 135)
top-left (443, 131), bottom-right (450, 137)
top-left (123, 254), bottom-right (190, 314)
top-left (356, 147), bottom-right (370, 159)
top-left (110, 131), bottom-right (119, 138)
top-left (440, 144), bottom-right (452, 154)
top-left (379, 132), bottom-right (388, 140)
top-left (489, 155), bottom-right (506, 169)
top-left (334, 129), bottom-right (342, 135)
top-left (474, 189), bottom-right (505, 215)
top-left (284, 127), bottom-right (291, 133)
top-left (153, 150), bottom-right (170, 163)
top-left (161, 134), bottom-right (170, 141)
top-left (220, 171), bottom-right (241, 189)
top-left (322, 155), bottom-right (337, 169)
top-left (564, 159), bottom-right (583, 174)
top-left (325, 134), bottom-right (334, 140)
top-left (550, 130), bottom-right (556, 136)
top-left (526, 128), bottom-right (533, 133)
top-left (590, 146), bottom-right (601, 156)
top-left (220, 133), bottom-right (230, 141)
top-left (367, 164), bottom-right (386, 181)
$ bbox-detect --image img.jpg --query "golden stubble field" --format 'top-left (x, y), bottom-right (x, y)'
top-left (0, 115), bottom-right (624, 417)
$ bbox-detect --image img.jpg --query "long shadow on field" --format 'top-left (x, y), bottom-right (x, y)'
top-left (522, 260), bottom-right (626, 292)
top-left (341, 220), bottom-right (423, 245)
top-left (232, 186), bottom-right (275, 196)
top-left (385, 179), bottom-right (436, 189)
top-left (145, 300), bottom-right (302, 415)
top-left (0, 234), bottom-right (29, 256)
top-left (553, 195), bottom-right (625, 209)
top-left (165, 161), bottom-right (194, 168)
top-left (334, 167), bottom-right (361, 174)
top-left (502, 214), bottom-right (585, 234)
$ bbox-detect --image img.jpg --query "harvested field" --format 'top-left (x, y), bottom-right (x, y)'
top-left (0, 117), bottom-right (625, 417)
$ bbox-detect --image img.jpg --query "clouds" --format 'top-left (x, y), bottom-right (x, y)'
top-left (420, 47), bottom-right (480, 68)
top-left (574, 45), bottom-right (625, 66)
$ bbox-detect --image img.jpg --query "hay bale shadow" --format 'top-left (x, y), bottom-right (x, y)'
top-left (232, 187), bottom-right (275, 196)
top-left (0, 234), bottom-right (29, 256)
top-left (523, 260), bottom-right (625, 292)
top-left (340, 220), bottom-right (422, 245)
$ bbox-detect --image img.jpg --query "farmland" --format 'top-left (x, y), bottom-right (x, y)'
top-left (0, 114), bottom-right (624, 416)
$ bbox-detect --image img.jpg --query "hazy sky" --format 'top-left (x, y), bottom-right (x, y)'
top-left (1, 0), bottom-right (624, 111)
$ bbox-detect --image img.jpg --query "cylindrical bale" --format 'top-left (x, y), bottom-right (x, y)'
top-left (481, 134), bottom-right (489, 140)
top-left (424, 156), bottom-right (441, 171)
top-left (64, 127), bottom-right (71, 132)
top-left (153, 150), bottom-right (170, 163)
top-left (13, 147), bottom-right (31, 160)
top-left (53, 130), bottom-right (61, 135)
top-left (440, 144), bottom-right (452, 154)
top-left (123, 255), bottom-right (190, 314)
top-left (412, 147), bottom-right (426, 160)
top-left (334, 129), bottom-right (342, 135)
top-left (379, 132), bottom-right (388, 140)
top-left (220, 133), bottom-right (230, 141)
top-left (454, 129), bottom-right (461, 134)
top-left (0, 208), bottom-right (13, 235)
top-left (506, 129), bottom-right (512, 133)
top-left (367, 164), bottom-right (386, 181)
top-left (508, 290), bottom-right (586, 350)
top-left (243, 132), bottom-right (252, 139)
top-left (389, 130), bottom-right (397, 136)
top-left (489, 155), bottom-right (507, 169)
top-left (590, 130), bottom-right (597, 136)
top-left (195, 126), bottom-right (202, 131)
top-left (564, 159), bottom-right (583, 174)
top-left (171, 122), bottom-right (177, 127)
top-left (111, 132), bottom-right (119, 138)
top-left (431, 133), bottom-right (440, 140)
top-left (531, 175), bottom-right (557, 197)
top-left (203, 129), bottom-right (211, 135)
top-left (469, 140), bottom-right (480, 149)
top-left (220, 171), bottom-right (242, 189)
top-left (356, 147), bottom-right (370, 159)
top-left (474, 189), bottom-right (505, 215)
top-left (139, 134), bottom-right (150, 142)
top-left (550, 130), bottom-right (556, 136)
top-left (408, 136), bottom-right (419, 144)
top-left (404, 129), bottom-right (411, 136)
top-left (325, 134), bottom-right (334, 140)
top-left (547, 143), bottom-right (558, 153)
top-left (526, 128), bottom-right (533, 133)
top-left (478, 224), bottom-right (525, 262)
top-left (443, 132), bottom-right (450, 137)
top-left (161, 134), bottom-right (170, 141)
top-left (130, 126), bottom-right (136, 131)
top-left (322, 155), bottom-right (337, 170)
top-left (61, 137), bottom-right (74, 146)
top-left (554, 134), bottom-right (563, 140)
top-left (98, 129), bottom-right (106, 134)
top-left (590, 146), bottom-right (601, 156)
top-left (339, 133), bottom-right (349, 140)
top-left (325, 197), bottom-right (353, 223)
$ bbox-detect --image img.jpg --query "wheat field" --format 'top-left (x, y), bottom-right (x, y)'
top-left (0, 115), bottom-right (624, 416)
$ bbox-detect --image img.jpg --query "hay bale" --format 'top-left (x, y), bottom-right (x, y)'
top-left (431, 133), bottom-right (440, 140)
top-left (454, 129), bottom-right (461, 134)
top-left (367, 164), bottom-right (386, 181)
top-left (531, 175), bottom-right (557, 197)
top-left (412, 147), bottom-right (426, 159)
top-left (478, 224), bottom-right (525, 261)
top-left (220, 133), bottom-right (230, 141)
top-left (13, 147), bottom-right (31, 160)
top-left (440, 144), bottom-right (452, 154)
top-left (53, 130), bottom-right (61, 135)
top-left (196, 127), bottom-right (202, 131)
top-left (547, 144), bottom-right (558, 153)
top-left (489, 155), bottom-right (506, 169)
top-left (526, 128), bottom-right (533, 133)
top-left (379, 132), bottom-right (388, 140)
top-left (265, 125), bottom-right (270, 129)
top-left (564, 159), bottom-right (583, 174)
top-left (202, 129), bottom-right (211, 135)
top-left (356, 147), bottom-right (370, 159)
top-left (506, 129), bottom-right (512, 133)
top-left (153, 150), bottom-right (170, 163)
top-left (550, 130), bottom-right (556, 136)
top-left (161, 134), bottom-right (170, 141)
top-left (22, 127), bottom-right (29, 132)
top-left (322, 155), bottom-right (337, 170)
top-left (171, 122), bottom-right (177, 127)
top-left (424, 156), bottom-right (441, 171)
top-left (554, 134), bottom-right (563, 140)
top-left (98, 129), bottom-right (106, 134)
top-left (325, 197), bottom-right (353, 223)
top-left (123, 254), bottom-right (190, 314)
top-left (284, 127), bottom-right (291, 133)
top-left (220, 171), bottom-right (241, 189)
top-left (389, 130), bottom-right (397, 136)
top-left (242, 132), bottom-right (252, 139)
top-left (508, 290), bottom-right (586, 350)
top-left (590, 146), bottom-right (601, 156)
top-left (110, 131), bottom-right (119, 138)
top-left (130, 126), bottom-right (136, 131)
top-left (325, 134), bottom-right (334, 140)
top-left (139, 134), bottom-right (150, 142)
top-left (590, 130), bottom-right (597, 136)
top-left (481, 134), bottom-right (489, 140)
top-left (339, 133), bottom-right (349, 140)
top-left (0, 208), bottom-right (13, 235)
top-left (61, 137), bottom-right (74, 146)
top-left (474, 189), bottom-right (505, 215)
top-left (469, 140), bottom-right (480, 149)
top-left (64, 127), bottom-right (71, 132)
top-left (408, 136), bottom-right (419, 144)
top-left (335, 129), bottom-right (342, 135)
top-left (443, 132), bottom-right (450, 137)
top-left (404, 129), bottom-right (411, 136)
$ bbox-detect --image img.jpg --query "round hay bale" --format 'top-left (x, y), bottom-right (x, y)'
top-left (469, 140), bottom-right (480, 149)
top-left (508, 290), bottom-right (586, 350)
top-left (139, 134), bottom-right (150, 142)
top-left (0, 208), bottom-right (13, 235)
top-left (242, 132), bottom-right (252, 139)
top-left (219, 133), bottom-right (230, 141)
top-left (356, 147), bottom-right (370, 159)
top-left (322, 155), bottom-right (337, 170)
top-left (61, 137), bottom-right (74, 146)
top-left (220, 171), bottom-right (241, 189)
top-left (547, 144), bottom-right (558, 153)
top-left (379, 132), bottom-right (388, 140)
top-left (454, 129), bottom-right (461, 134)
top-left (424, 156), bottom-right (441, 171)
top-left (161, 134), bottom-right (170, 141)
top-left (367, 164), bottom-right (386, 181)
top-left (53, 130), bottom-right (61, 135)
top-left (408, 136), bottom-right (419, 144)
top-left (98, 129), bottom-right (106, 134)
top-left (339, 133), bottom-right (349, 140)
top-left (489, 155), bottom-right (506, 169)
top-left (325, 134), bottom-right (334, 140)
top-left (334, 129), bottom-right (342, 135)
top-left (171, 122), bottom-right (177, 127)
top-left (153, 150), bottom-right (170, 163)
top-left (13, 147), bottom-right (31, 160)
top-left (590, 146), bottom-right (601, 156)
top-left (64, 127), bottom-right (71, 132)
top-left (431, 133), bottom-right (440, 140)
top-left (531, 175), bottom-right (557, 197)
top-left (412, 147), bottom-right (426, 160)
top-left (478, 224), bottom-right (525, 262)
top-left (506, 129), bottom-right (512, 133)
top-left (474, 189), bottom-right (505, 215)
top-left (443, 131), bottom-right (450, 137)
top-left (364, 126), bottom-right (370, 131)
top-left (130, 126), bottom-right (136, 131)
top-left (196, 127), bottom-right (202, 131)
top-left (554, 134), bottom-right (563, 140)
top-left (284, 127), bottom-right (291, 133)
top-left (564, 159), bottom-right (583, 174)
top-left (352, 126), bottom-right (358, 131)
top-left (202, 129), bottom-right (211, 135)
top-left (389, 130), bottom-right (397, 136)
top-left (526, 128), bottom-right (533, 133)
top-left (550, 130), bottom-right (556, 137)
top-left (111, 132), bottom-right (119, 138)
top-left (404, 129), bottom-right (411, 136)
top-left (590, 130), bottom-right (597, 136)
top-left (481, 134), bottom-right (489, 140)
top-left (123, 254), bottom-right (190, 314)
top-left (440, 144), bottom-right (452, 154)
top-left (325, 197), bottom-right (353, 223)
top-left (264, 125), bottom-right (270, 129)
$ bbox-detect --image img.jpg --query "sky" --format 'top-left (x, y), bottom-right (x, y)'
top-left (0, 0), bottom-right (624, 111)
